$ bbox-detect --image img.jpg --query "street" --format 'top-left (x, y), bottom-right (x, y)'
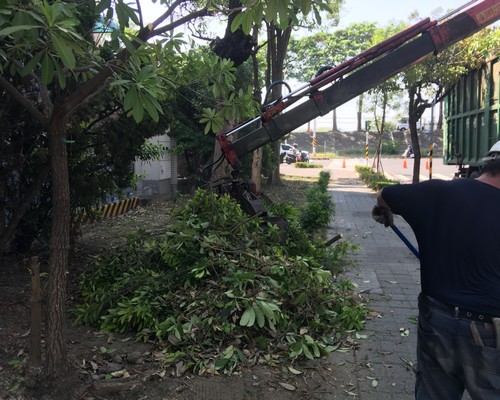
top-left (325, 156), bottom-right (459, 183)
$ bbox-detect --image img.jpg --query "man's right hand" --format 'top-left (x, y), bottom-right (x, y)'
top-left (372, 205), bottom-right (394, 227)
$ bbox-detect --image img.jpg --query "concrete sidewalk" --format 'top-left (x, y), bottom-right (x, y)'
top-left (323, 161), bottom-right (471, 400)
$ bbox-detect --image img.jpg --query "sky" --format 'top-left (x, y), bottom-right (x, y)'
top-left (337, 0), bottom-right (473, 27)
top-left (141, 1), bottom-right (474, 32)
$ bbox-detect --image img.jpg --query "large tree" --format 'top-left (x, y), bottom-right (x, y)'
top-left (0, 0), bottom-right (343, 382)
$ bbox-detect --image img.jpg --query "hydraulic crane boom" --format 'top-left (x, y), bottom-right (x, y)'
top-left (216, 0), bottom-right (500, 169)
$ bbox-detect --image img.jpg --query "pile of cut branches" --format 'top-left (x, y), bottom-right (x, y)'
top-left (73, 172), bottom-right (364, 375)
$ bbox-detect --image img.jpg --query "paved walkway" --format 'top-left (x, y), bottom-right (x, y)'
top-left (316, 160), bottom-right (472, 400)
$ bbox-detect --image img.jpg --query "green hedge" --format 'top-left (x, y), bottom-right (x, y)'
top-left (355, 165), bottom-right (399, 191)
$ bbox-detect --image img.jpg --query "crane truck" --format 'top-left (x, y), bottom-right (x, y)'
top-left (211, 0), bottom-right (500, 217)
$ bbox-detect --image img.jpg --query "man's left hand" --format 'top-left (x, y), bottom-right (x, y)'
top-left (372, 205), bottom-right (394, 227)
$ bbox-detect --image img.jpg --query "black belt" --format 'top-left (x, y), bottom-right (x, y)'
top-left (419, 294), bottom-right (497, 324)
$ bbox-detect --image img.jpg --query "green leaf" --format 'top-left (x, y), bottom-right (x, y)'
top-left (288, 366), bottom-right (302, 375)
top-left (96, 0), bottom-right (112, 14)
top-left (221, 345), bottom-right (234, 359)
top-left (0, 25), bottom-right (40, 37)
top-left (115, 0), bottom-right (139, 28)
top-left (253, 304), bottom-right (265, 328)
top-left (131, 102), bottom-right (144, 123)
top-left (314, 9), bottom-right (322, 25)
top-left (123, 88), bottom-right (138, 112)
top-left (121, 1), bottom-right (140, 25)
top-left (121, 35), bottom-right (136, 54)
top-left (109, 79), bottom-right (132, 87)
top-left (242, 12), bottom-right (253, 36)
top-left (144, 100), bottom-right (160, 122)
top-left (266, 0), bottom-right (277, 23)
top-left (289, 342), bottom-right (303, 358)
top-left (303, 334), bottom-right (314, 344)
top-left (51, 34), bottom-right (75, 68)
top-left (300, 0), bottom-right (311, 16)
top-left (277, 1), bottom-right (289, 28)
top-left (53, 57), bottom-right (67, 89)
top-left (41, 53), bottom-right (54, 84)
top-left (239, 306), bottom-right (255, 327)
top-left (302, 343), bottom-right (313, 360)
top-left (312, 343), bottom-right (320, 358)
top-left (20, 52), bottom-right (43, 77)
top-left (230, 13), bottom-right (244, 33)
top-left (215, 357), bottom-right (229, 369)
top-left (203, 123), bottom-right (211, 135)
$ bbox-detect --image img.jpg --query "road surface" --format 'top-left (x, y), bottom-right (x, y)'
top-left (325, 156), bottom-right (459, 182)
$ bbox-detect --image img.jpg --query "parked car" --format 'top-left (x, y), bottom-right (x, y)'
top-left (397, 119), bottom-right (422, 131)
top-left (280, 143), bottom-right (294, 157)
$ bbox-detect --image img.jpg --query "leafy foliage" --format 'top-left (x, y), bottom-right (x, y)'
top-left (231, 0), bottom-right (341, 34)
top-left (286, 22), bottom-right (378, 81)
top-left (74, 176), bottom-right (365, 374)
top-left (355, 165), bottom-right (398, 191)
top-left (294, 162), bottom-right (323, 168)
top-left (0, 0), bottom-right (87, 87)
top-left (298, 171), bottom-right (335, 232)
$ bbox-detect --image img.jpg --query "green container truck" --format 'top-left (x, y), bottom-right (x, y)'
top-left (443, 57), bottom-right (500, 178)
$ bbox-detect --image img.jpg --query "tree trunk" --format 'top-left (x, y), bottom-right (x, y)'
top-left (250, 26), bottom-right (263, 192)
top-left (408, 89), bottom-right (421, 184)
top-left (251, 148), bottom-right (262, 190)
top-left (332, 108), bottom-right (338, 132)
top-left (46, 118), bottom-right (71, 377)
top-left (267, 23), bottom-right (291, 186)
top-left (437, 99), bottom-right (443, 130)
top-left (357, 94), bottom-right (363, 131)
top-left (380, 92), bottom-right (388, 137)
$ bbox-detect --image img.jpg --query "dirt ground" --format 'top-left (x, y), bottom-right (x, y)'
top-left (0, 161), bottom-right (363, 400)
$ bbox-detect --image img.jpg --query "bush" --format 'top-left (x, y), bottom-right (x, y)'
top-left (355, 165), bottom-right (399, 190)
top-left (299, 171), bottom-right (335, 232)
top-left (73, 180), bottom-right (365, 375)
top-left (295, 162), bottom-right (322, 168)
top-left (381, 140), bottom-right (400, 155)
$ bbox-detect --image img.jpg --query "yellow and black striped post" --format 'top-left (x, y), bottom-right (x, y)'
top-left (79, 197), bottom-right (140, 224)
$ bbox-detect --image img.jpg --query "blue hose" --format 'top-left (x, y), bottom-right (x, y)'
top-left (390, 225), bottom-right (420, 260)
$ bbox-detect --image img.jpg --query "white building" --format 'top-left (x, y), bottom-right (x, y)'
top-left (133, 131), bottom-right (178, 200)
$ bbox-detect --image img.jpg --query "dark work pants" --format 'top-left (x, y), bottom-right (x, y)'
top-left (415, 295), bottom-right (500, 399)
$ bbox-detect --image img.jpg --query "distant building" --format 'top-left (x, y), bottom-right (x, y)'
top-left (133, 131), bottom-right (178, 200)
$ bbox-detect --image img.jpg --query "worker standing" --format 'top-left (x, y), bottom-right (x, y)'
top-left (371, 142), bottom-right (500, 399)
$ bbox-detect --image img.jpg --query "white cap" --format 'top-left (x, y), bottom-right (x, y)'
top-left (482, 140), bottom-right (500, 163)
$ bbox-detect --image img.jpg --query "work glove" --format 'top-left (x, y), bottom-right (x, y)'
top-left (372, 205), bottom-right (394, 227)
